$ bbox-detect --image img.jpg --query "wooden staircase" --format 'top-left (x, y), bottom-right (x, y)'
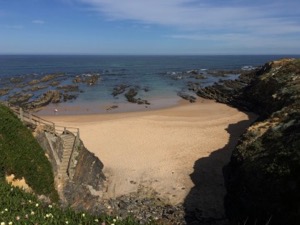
top-left (58, 134), bottom-right (76, 181)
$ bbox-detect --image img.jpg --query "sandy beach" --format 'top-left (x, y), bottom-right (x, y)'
top-left (43, 98), bottom-right (256, 217)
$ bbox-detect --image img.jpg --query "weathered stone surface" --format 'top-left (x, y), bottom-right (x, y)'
top-left (0, 88), bottom-right (10, 96)
top-left (196, 69), bottom-right (259, 110)
top-left (112, 84), bottom-right (130, 97)
top-left (26, 90), bottom-right (61, 110)
top-left (125, 88), bottom-right (150, 105)
top-left (28, 85), bottom-right (47, 92)
top-left (8, 93), bottom-right (33, 106)
top-left (34, 128), bottom-right (106, 212)
top-left (29, 79), bottom-right (40, 85)
top-left (177, 92), bottom-right (197, 103)
top-left (57, 85), bottom-right (79, 92)
top-left (73, 74), bottom-right (100, 86)
top-left (102, 186), bottom-right (186, 225)
top-left (10, 77), bottom-right (24, 83)
top-left (34, 129), bottom-right (64, 175)
top-left (41, 74), bottom-right (61, 82)
top-left (197, 58), bottom-right (300, 225)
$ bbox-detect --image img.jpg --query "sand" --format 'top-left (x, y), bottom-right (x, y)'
top-left (43, 98), bottom-right (256, 216)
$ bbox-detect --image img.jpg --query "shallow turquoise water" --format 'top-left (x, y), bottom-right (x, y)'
top-left (0, 55), bottom-right (298, 114)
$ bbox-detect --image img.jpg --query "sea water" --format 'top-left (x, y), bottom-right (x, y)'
top-left (0, 55), bottom-right (298, 114)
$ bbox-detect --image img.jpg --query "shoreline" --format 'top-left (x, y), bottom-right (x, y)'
top-left (37, 95), bottom-right (184, 116)
top-left (42, 98), bottom-right (257, 217)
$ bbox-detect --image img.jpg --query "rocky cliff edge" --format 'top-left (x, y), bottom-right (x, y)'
top-left (197, 58), bottom-right (300, 225)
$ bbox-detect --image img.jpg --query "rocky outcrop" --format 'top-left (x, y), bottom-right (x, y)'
top-left (177, 92), bottom-right (197, 103)
top-left (196, 58), bottom-right (300, 225)
top-left (196, 69), bottom-right (258, 110)
top-left (34, 127), bottom-right (106, 211)
top-left (24, 90), bottom-right (77, 111)
top-left (125, 88), bottom-right (150, 105)
top-left (73, 74), bottom-right (100, 86)
top-left (112, 84), bottom-right (130, 97)
top-left (26, 90), bottom-right (61, 110)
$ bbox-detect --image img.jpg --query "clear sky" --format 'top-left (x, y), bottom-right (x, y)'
top-left (0, 0), bottom-right (299, 55)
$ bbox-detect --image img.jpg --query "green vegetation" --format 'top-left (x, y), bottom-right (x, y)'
top-left (225, 59), bottom-right (300, 225)
top-left (0, 104), bottom-right (58, 201)
top-left (0, 104), bottom-right (148, 224)
top-left (0, 180), bottom-right (142, 224)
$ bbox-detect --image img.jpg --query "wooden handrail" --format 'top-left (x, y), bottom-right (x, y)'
top-left (1, 101), bottom-right (81, 179)
top-left (0, 101), bottom-right (80, 137)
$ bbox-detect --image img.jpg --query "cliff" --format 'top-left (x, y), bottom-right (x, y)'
top-left (197, 58), bottom-right (300, 225)
top-left (34, 126), bottom-right (106, 213)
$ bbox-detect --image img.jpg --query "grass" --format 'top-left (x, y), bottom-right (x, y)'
top-left (0, 104), bottom-right (156, 224)
top-left (0, 104), bottom-right (58, 201)
top-left (0, 180), bottom-right (144, 224)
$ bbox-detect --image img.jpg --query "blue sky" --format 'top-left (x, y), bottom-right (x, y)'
top-left (0, 0), bottom-right (299, 55)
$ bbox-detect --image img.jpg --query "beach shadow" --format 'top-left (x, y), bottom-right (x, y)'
top-left (183, 114), bottom-right (256, 225)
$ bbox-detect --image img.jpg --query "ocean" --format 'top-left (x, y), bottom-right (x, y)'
top-left (0, 55), bottom-right (298, 114)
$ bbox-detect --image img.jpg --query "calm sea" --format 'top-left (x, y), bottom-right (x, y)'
top-left (0, 55), bottom-right (298, 114)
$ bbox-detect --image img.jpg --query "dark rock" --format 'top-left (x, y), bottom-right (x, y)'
top-left (187, 70), bottom-right (199, 75)
top-left (112, 84), bottom-right (130, 97)
top-left (105, 186), bottom-right (186, 225)
top-left (50, 81), bottom-right (60, 87)
top-left (8, 93), bottom-right (33, 106)
top-left (72, 76), bottom-right (83, 83)
top-left (196, 69), bottom-right (259, 110)
top-left (57, 85), bottom-right (80, 92)
top-left (73, 74), bottom-right (100, 86)
top-left (207, 69), bottom-right (244, 77)
top-left (85, 74), bottom-right (100, 86)
top-left (28, 79), bottom-right (40, 85)
top-left (41, 74), bottom-right (61, 82)
top-left (26, 90), bottom-right (61, 110)
top-left (28, 85), bottom-right (47, 92)
top-left (198, 58), bottom-right (300, 225)
top-left (106, 105), bottom-right (118, 111)
top-left (35, 128), bottom-right (106, 213)
top-left (177, 92), bottom-right (197, 103)
top-left (125, 88), bottom-right (150, 105)
top-left (0, 88), bottom-right (10, 96)
top-left (125, 88), bottom-right (137, 102)
top-left (62, 93), bottom-right (77, 102)
top-left (10, 77), bottom-right (23, 83)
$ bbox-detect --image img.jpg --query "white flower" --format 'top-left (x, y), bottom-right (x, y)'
top-left (8, 222), bottom-right (12, 225)
top-left (4, 209), bottom-right (8, 212)
top-left (94, 219), bottom-right (99, 222)
top-left (48, 205), bottom-right (52, 208)
top-left (16, 216), bottom-right (20, 221)
top-left (113, 219), bottom-right (116, 222)
top-left (28, 200), bottom-right (32, 203)
top-left (35, 203), bottom-right (39, 207)
top-left (82, 213), bottom-right (85, 217)
top-left (31, 211), bottom-right (35, 215)
top-left (45, 213), bottom-right (53, 218)
top-left (65, 221), bottom-right (69, 224)
top-left (1, 222), bottom-right (5, 225)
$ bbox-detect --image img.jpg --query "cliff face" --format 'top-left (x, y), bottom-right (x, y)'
top-left (35, 129), bottom-right (106, 212)
top-left (198, 59), bottom-right (300, 225)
